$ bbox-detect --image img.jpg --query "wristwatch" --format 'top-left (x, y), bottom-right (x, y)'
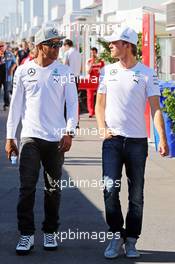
top-left (66, 130), bottom-right (75, 138)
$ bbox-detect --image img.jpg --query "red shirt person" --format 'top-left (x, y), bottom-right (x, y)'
top-left (86, 47), bottom-right (104, 117)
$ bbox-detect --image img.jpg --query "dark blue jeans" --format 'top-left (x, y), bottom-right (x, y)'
top-left (102, 136), bottom-right (148, 239)
top-left (17, 137), bottom-right (64, 235)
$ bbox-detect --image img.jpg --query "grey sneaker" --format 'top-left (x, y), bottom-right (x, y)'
top-left (44, 233), bottom-right (58, 250)
top-left (16, 235), bottom-right (34, 255)
top-left (125, 237), bottom-right (140, 258)
top-left (104, 237), bottom-right (124, 259)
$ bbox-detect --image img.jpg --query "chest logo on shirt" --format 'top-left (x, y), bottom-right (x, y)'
top-left (28, 68), bottom-right (36, 76)
top-left (133, 71), bottom-right (141, 84)
top-left (52, 68), bottom-right (60, 76)
top-left (110, 69), bottom-right (118, 75)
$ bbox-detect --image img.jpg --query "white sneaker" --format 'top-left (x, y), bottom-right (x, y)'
top-left (16, 235), bottom-right (34, 255)
top-left (104, 237), bottom-right (124, 259)
top-left (125, 237), bottom-right (140, 258)
top-left (44, 233), bottom-right (58, 250)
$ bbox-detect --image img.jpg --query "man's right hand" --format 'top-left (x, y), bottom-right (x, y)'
top-left (104, 129), bottom-right (113, 140)
top-left (99, 128), bottom-right (113, 140)
top-left (5, 139), bottom-right (19, 160)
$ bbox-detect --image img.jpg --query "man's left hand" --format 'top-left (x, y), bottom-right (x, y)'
top-left (58, 135), bottom-right (72, 152)
top-left (158, 140), bottom-right (169, 157)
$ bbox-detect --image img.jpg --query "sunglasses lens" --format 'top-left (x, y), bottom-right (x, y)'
top-left (58, 41), bottom-right (63, 47)
top-left (42, 41), bottom-right (63, 48)
top-left (52, 41), bottom-right (63, 48)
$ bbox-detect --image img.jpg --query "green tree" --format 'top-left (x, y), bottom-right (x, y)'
top-left (162, 88), bottom-right (175, 133)
top-left (97, 38), bottom-right (117, 64)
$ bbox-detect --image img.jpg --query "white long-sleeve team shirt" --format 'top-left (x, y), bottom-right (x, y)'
top-left (6, 60), bottom-right (78, 141)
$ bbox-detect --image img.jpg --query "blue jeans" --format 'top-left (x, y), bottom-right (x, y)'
top-left (102, 136), bottom-right (148, 239)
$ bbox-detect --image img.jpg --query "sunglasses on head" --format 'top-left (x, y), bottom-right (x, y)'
top-left (41, 40), bottom-right (63, 48)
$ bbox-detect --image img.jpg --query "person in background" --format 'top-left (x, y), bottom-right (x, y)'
top-left (20, 46), bottom-right (38, 64)
top-left (11, 47), bottom-right (19, 81)
top-left (63, 39), bottom-right (81, 127)
top-left (13, 47), bottom-right (19, 59)
top-left (63, 39), bottom-right (81, 88)
top-left (0, 41), bottom-right (6, 94)
top-left (87, 47), bottom-right (104, 117)
top-left (0, 41), bottom-right (16, 110)
top-left (16, 39), bottom-right (30, 66)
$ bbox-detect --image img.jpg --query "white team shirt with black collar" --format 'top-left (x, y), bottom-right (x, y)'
top-left (98, 61), bottom-right (160, 138)
top-left (7, 60), bottom-right (78, 141)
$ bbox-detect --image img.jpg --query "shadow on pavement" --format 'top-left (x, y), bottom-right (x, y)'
top-left (0, 165), bottom-right (175, 264)
top-left (138, 250), bottom-right (175, 262)
top-left (64, 156), bottom-right (101, 166)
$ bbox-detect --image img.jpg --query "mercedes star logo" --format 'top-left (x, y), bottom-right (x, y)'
top-left (110, 69), bottom-right (118, 75)
top-left (28, 68), bottom-right (36, 76)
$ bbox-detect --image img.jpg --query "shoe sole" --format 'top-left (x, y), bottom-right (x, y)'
top-left (43, 246), bottom-right (58, 251)
top-left (104, 254), bottom-right (120, 259)
top-left (104, 249), bottom-right (124, 259)
top-left (126, 255), bottom-right (140, 258)
top-left (16, 245), bottom-right (34, 256)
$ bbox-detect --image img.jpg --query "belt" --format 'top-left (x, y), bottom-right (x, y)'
top-left (112, 135), bottom-right (147, 142)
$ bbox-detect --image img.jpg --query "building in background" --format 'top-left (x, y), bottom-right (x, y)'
top-left (28, 0), bottom-right (44, 39)
top-left (20, 0), bottom-right (31, 40)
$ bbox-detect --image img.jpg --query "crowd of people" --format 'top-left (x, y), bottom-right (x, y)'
top-left (0, 25), bottom-right (169, 258)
